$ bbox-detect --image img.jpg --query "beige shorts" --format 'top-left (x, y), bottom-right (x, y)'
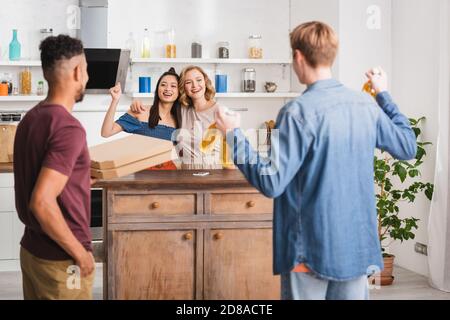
top-left (20, 246), bottom-right (94, 300)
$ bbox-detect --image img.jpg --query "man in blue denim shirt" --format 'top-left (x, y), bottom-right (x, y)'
top-left (215, 22), bottom-right (416, 300)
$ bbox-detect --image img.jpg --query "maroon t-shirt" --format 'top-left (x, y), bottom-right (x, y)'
top-left (14, 103), bottom-right (92, 260)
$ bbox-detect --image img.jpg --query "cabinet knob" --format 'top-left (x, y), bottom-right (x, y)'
top-left (213, 232), bottom-right (224, 240)
top-left (150, 202), bottom-right (160, 209)
top-left (247, 200), bottom-right (256, 208)
top-left (183, 233), bottom-right (193, 240)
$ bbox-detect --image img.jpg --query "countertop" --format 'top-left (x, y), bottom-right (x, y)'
top-left (0, 163), bottom-right (13, 173)
top-left (93, 169), bottom-right (253, 190)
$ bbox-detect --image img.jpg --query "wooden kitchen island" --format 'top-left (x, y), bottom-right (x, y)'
top-left (94, 170), bottom-right (280, 300)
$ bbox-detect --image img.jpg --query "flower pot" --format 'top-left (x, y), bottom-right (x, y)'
top-left (369, 254), bottom-right (395, 286)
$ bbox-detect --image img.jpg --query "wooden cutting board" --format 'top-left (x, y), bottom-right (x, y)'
top-left (0, 124), bottom-right (17, 163)
top-left (89, 135), bottom-right (173, 170)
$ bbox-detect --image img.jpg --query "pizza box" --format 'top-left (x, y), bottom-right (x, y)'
top-left (90, 149), bottom-right (173, 179)
top-left (89, 135), bottom-right (173, 170)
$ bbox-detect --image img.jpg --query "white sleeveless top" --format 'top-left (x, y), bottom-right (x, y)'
top-left (176, 103), bottom-right (223, 170)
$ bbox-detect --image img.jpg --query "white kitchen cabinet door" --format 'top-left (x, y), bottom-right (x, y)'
top-left (0, 188), bottom-right (15, 212)
top-left (0, 173), bottom-right (14, 188)
top-left (0, 212), bottom-right (14, 260)
top-left (12, 215), bottom-right (24, 259)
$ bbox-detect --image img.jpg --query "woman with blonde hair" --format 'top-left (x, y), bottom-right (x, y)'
top-left (177, 65), bottom-right (232, 170)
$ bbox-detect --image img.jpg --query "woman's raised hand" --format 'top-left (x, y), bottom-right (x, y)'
top-left (109, 83), bottom-right (122, 102)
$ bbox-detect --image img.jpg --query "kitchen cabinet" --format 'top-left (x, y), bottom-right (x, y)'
top-left (96, 170), bottom-right (280, 300)
top-left (0, 172), bottom-right (23, 262)
top-left (204, 226), bottom-right (279, 300)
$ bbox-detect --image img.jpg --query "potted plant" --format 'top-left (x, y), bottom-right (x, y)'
top-left (373, 117), bottom-right (434, 285)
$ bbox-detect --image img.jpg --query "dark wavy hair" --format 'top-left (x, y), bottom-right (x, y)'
top-left (39, 35), bottom-right (84, 80)
top-left (148, 67), bottom-right (182, 129)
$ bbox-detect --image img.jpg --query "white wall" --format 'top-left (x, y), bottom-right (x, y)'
top-left (338, 0), bottom-right (392, 90)
top-left (0, 0), bottom-right (78, 60)
top-left (388, 0), bottom-right (441, 276)
top-left (290, 0), bottom-right (340, 93)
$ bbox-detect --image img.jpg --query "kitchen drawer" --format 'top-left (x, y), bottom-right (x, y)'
top-left (112, 193), bottom-right (197, 216)
top-left (210, 193), bottom-right (273, 215)
top-left (0, 173), bottom-right (14, 188)
top-left (0, 188), bottom-right (15, 212)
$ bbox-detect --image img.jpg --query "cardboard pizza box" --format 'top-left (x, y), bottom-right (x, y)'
top-left (90, 150), bottom-right (173, 179)
top-left (89, 135), bottom-right (173, 170)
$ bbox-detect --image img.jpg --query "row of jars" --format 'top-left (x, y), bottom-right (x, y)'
top-left (191, 35), bottom-right (263, 59)
top-left (0, 69), bottom-right (44, 96)
top-left (129, 29), bottom-right (264, 59)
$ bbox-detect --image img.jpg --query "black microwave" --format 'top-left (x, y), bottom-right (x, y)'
top-left (84, 48), bottom-right (130, 94)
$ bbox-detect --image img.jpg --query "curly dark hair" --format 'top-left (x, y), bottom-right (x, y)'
top-left (39, 34), bottom-right (84, 76)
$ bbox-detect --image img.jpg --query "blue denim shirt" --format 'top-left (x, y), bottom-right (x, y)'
top-left (227, 79), bottom-right (417, 280)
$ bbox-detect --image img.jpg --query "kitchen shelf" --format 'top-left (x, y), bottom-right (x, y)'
top-left (0, 60), bottom-right (41, 67)
top-left (131, 58), bottom-right (291, 65)
top-left (0, 95), bottom-right (44, 101)
top-left (129, 92), bottom-right (298, 99)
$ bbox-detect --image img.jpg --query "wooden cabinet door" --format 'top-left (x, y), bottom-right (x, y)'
top-left (111, 229), bottom-right (197, 300)
top-left (204, 226), bottom-right (280, 299)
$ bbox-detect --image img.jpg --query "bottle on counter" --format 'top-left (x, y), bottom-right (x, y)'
top-left (9, 29), bottom-right (21, 61)
top-left (141, 28), bottom-right (151, 58)
top-left (165, 28), bottom-right (176, 58)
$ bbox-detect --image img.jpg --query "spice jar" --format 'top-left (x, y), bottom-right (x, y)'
top-left (20, 67), bottom-right (32, 95)
top-left (1, 73), bottom-right (13, 95)
top-left (248, 35), bottom-right (262, 59)
top-left (191, 40), bottom-right (202, 58)
top-left (242, 68), bottom-right (256, 92)
top-left (218, 41), bottom-right (229, 59)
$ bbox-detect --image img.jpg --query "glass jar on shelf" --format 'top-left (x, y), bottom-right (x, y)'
top-left (242, 68), bottom-right (256, 92)
top-left (37, 81), bottom-right (44, 96)
top-left (20, 67), bottom-right (32, 95)
top-left (1, 73), bottom-right (13, 95)
top-left (218, 41), bottom-right (229, 59)
top-left (191, 39), bottom-right (202, 58)
top-left (248, 35), bottom-right (262, 59)
top-left (165, 28), bottom-right (176, 58)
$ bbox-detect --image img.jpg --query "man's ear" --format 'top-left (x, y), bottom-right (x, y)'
top-left (73, 63), bottom-right (82, 83)
top-left (294, 49), bottom-right (304, 63)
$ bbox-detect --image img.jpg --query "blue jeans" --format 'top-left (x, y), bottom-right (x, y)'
top-left (281, 272), bottom-right (369, 300)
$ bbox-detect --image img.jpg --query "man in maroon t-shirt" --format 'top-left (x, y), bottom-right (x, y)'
top-left (14, 35), bottom-right (94, 300)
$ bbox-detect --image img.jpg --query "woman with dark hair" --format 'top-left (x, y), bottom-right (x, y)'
top-left (101, 67), bottom-right (181, 141)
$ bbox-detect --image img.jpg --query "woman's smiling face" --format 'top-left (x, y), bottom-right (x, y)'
top-left (158, 74), bottom-right (179, 103)
top-left (184, 69), bottom-right (206, 100)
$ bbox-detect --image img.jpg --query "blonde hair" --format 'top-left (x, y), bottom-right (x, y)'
top-left (179, 65), bottom-right (216, 107)
top-left (290, 21), bottom-right (338, 68)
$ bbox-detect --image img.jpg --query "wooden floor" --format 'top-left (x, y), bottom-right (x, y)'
top-left (0, 265), bottom-right (449, 300)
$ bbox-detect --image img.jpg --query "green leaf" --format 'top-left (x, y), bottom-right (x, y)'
top-left (425, 184), bottom-right (434, 200)
top-left (397, 165), bottom-right (407, 182)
